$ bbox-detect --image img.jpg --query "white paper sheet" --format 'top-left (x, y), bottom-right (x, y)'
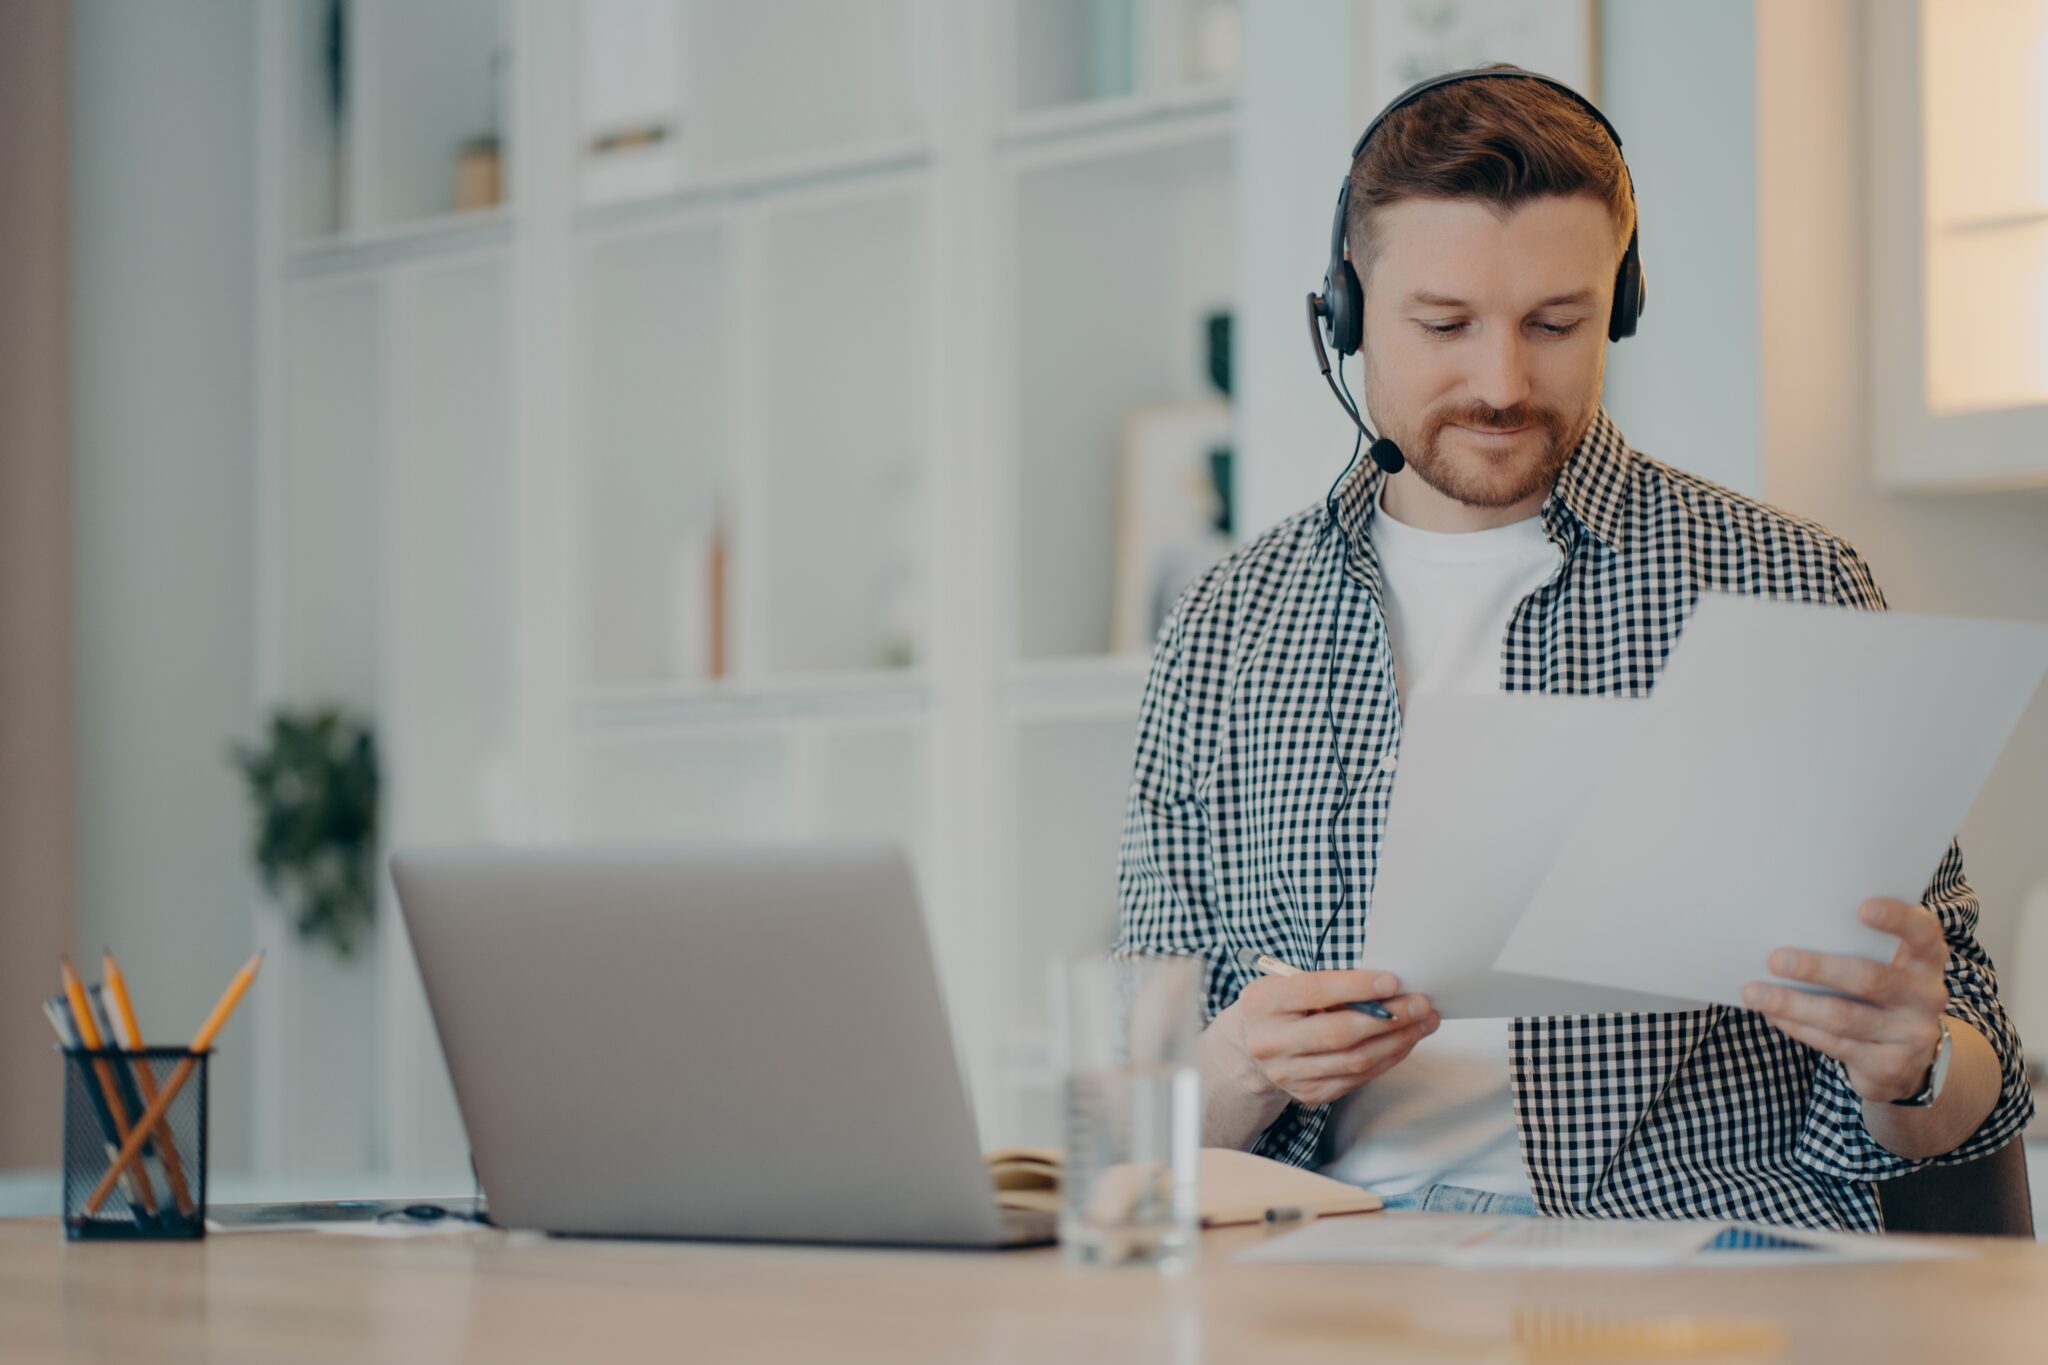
top-left (1237, 1212), bottom-right (1971, 1268)
top-left (311, 1220), bottom-right (490, 1239)
top-left (1494, 595), bottom-right (2048, 1008)
top-left (1239, 1212), bottom-right (1720, 1267)
top-left (1362, 694), bottom-right (1709, 1019)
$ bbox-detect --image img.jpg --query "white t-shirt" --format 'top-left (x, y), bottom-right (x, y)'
top-left (1321, 493), bottom-right (1562, 1199)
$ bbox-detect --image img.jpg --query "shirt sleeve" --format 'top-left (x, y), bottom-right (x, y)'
top-left (1112, 598), bottom-right (1238, 1024)
top-left (1111, 582), bottom-right (1337, 1169)
top-left (1794, 543), bottom-right (2036, 1180)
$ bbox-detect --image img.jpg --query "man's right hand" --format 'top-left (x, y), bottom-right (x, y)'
top-left (1207, 969), bottom-right (1439, 1114)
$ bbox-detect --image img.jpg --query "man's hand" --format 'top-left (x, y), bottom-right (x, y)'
top-left (1742, 898), bottom-right (1950, 1103)
top-left (1211, 968), bottom-right (1439, 1109)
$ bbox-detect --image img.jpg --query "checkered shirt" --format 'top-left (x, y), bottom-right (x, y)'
top-left (1114, 405), bottom-right (2034, 1231)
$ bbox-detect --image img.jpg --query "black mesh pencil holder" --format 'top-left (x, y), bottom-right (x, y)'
top-left (61, 1047), bottom-right (208, 1240)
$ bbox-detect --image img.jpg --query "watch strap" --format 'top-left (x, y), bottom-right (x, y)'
top-left (1889, 1016), bottom-right (1953, 1108)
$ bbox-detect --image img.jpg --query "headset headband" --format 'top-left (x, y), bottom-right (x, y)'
top-left (1316, 64), bottom-right (1647, 360)
top-left (1350, 68), bottom-right (1628, 164)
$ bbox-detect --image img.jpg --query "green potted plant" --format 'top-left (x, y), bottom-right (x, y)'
top-left (230, 707), bottom-right (379, 958)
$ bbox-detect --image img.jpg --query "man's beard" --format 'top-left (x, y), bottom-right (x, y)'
top-left (1384, 399), bottom-right (1592, 510)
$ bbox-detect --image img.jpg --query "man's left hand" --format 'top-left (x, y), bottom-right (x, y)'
top-left (1742, 897), bottom-right (1950, 1104)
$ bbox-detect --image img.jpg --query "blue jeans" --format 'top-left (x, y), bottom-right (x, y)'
top-left (1380, 1183), bottom-right (1540, 1216)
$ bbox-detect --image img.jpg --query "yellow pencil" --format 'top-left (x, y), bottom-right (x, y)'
top-left (60, 958), bottom-right (159, 1218)
top-left (101, 951), bottom-right (196, 1217)
top-left (83, 951), bottom-right (263, 1218)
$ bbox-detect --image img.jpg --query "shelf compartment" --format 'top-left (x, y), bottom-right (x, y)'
top-left (579, 0), bottom-right (927, 206)
top-left (289, 0), bottom-right (512, 243)
top-left (579, 217), bottom-right (736, 689)
top-left (365, 0), bottom-right (511, 229)
top-left (750, 182), bottom-right (929, 677)
top-left (1012, 129), bottom-right (1236, 661)
top-left (688, 0), bottom-right (926, 178)
top-left (1009, 0), bottom-right (1139, 116)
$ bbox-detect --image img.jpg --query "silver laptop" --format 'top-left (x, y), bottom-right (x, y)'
top-left (389, 841), bottom-right (1053, 1249)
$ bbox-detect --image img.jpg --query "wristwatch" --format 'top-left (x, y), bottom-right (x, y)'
top-left (1889, 1017), bottom-right (1953, 1108)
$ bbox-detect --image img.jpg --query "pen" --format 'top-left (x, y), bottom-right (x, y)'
top-left (1235, 947), bottom-right (1396, 1019)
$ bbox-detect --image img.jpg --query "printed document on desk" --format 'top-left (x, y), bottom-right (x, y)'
top-left (1494, 595), bottom-right (2048, 1008)
top-left (1238, 1212), bottom-right (1972, 1268)
top-left (1360, 693), bottom-right (1705, 1019)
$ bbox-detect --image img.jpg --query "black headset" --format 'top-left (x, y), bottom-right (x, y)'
top-left (1307, 65), bottom-right (1648, 478)
top-left (1304, 67), bottom-right (1647, 971)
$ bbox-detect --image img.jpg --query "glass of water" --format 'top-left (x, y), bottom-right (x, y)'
top-left (1053, 952), bottom-right (1203, 1270)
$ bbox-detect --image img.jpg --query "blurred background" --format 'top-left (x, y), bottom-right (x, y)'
top-left (2, 0), bottom-right (2046, 1207)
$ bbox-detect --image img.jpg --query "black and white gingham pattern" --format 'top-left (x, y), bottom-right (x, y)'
top-left (1115, 406), bottom-right (2033, 1231)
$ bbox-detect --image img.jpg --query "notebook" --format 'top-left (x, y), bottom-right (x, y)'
top-left (986, 1147), bottom-right (1383, 1226)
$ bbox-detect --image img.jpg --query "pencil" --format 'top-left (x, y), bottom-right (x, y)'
top-left (60, 957), bottom-right (160, 1218)
top-left (101, 951), bottom-right (197, 1217)
top-left (83, 951), bottom-right (263, 1218)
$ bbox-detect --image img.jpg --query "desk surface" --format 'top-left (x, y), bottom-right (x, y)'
top-left (5, 1214), bottom-right (2048, 1364)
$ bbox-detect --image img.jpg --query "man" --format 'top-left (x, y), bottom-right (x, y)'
top-left (1114, 66), bottom-right (2031, 1230)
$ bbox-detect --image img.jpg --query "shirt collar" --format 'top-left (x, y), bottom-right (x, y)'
top-left (1327, 404), bottom-right (1636, 561)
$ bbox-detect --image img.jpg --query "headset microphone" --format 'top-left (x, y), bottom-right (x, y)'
top-left (1306, 292), bottom-right (1405, 475)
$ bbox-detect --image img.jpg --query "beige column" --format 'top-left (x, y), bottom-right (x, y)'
top-left (0, 0), bottom-right (77, 1168)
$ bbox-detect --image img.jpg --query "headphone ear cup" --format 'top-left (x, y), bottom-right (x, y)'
top-left (1332, 257), bottom-right (1364, 356)
top-left (1608, 239), bottom-right (1645, 341)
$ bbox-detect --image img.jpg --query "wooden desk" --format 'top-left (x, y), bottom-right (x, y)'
top-left (4, 1214), bottom-right (2046, 1364)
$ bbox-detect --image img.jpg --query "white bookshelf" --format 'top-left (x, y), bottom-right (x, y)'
top-left (252, 0), bottom-right (1241, 1178)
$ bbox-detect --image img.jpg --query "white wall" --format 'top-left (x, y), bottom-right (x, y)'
top-left (1235, 0), bottom-right (1368, 537)
top-left (1595, 0), bottom-right (1761, 496)
top-left (71, 0), bottom-right (258, 1172)
top-left (1754, 0), bottom-right (2048, 984)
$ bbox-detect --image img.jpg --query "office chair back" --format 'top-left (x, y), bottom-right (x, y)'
top-left (1876, 1138), bottom-right (2034, 1237)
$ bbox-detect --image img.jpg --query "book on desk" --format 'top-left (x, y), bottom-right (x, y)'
top-left (987, 1146), bottom-right (1383, 1227)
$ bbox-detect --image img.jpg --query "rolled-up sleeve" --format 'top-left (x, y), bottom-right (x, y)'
top-left (1798, 840), bottom-right (2035, 1178)
top-left (1796, 542), bottom-right (2036, 1178)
